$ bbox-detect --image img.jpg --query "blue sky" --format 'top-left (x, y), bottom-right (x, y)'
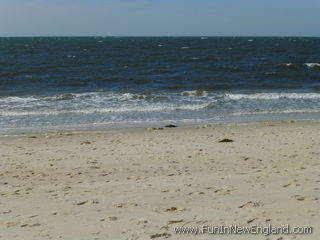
top-left (0, 0), bottom-right (319, 36)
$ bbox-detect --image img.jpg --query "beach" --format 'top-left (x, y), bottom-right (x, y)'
top-left (0, 121), bottom-right (319, 240)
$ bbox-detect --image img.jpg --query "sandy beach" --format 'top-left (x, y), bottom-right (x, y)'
top-left (0, 121), bottom-right (319, 240)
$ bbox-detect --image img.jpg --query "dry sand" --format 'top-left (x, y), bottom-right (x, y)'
top-left (0, 121), bottom-right (319, 240)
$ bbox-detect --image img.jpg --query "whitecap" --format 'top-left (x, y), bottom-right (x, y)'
top-left (180, 90), bottom-right (208, 96)
top-left (42, 93), bottom-right (76, 101)
top-left (0, 96), bottom-right (39, 103)
top-left (304, 63), bottom-right (320, 68)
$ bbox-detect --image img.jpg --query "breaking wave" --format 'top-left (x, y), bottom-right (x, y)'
top-left (179, 90), bottom-right (209, 96)
top-left (305, 63), bottom-right (320, 69)
top-left (2, 91), bottom-right (320, 119)
top-left (0, 103), bottom-right (211, 117)
top-left (280, 62), bottom-right (320, 70)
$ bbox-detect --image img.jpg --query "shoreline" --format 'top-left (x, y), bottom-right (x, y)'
top-left (1, 119), bottom-right (320, 136)
top-left (2, 110), bottom-right (320, 135)
top-left (1, 120), bottom-right (319, 239)
top-left (0, 119), bottom-right (319, 137)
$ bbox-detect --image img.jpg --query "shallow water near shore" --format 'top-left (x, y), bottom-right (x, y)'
top-left (1, 37), bottom-right (320, 133)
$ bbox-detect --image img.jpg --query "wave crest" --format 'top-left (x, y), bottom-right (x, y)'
top-left (180, 90), bottom-right (208, 96)
top-left (0, 103), bottom-right (210, 117)
top-left (304, 63), bottom-right (320, 69)
top-left (280, 62), bottom-right (320, 70)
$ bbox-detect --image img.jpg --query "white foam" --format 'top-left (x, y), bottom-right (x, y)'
top-left (0, 103), bottom-right (210, 117)
top-left (42, 93), bottom-right (76, 101)
top-left (180, 90), bottom-right (208, 96)
top-left (304, 63), bottom-right (320, 68)
top-left (225, 93), bottom-right (320, 100)
top-left (0, 96), bottom-right (39, 103)
top-left (231, 109), bottom-right (320, 116)
top-left (0, 92), bottom-right (167, 107)
top-left (117, 93), bottom-right (148, 101)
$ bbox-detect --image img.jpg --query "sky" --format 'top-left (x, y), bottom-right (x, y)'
top-left (0, 0), bottom-right (319, 37)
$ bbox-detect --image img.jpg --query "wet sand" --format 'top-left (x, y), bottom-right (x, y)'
top-left (0, 121), bottom-right (319, 240)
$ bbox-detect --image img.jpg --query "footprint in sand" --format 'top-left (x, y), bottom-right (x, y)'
top-left (292, 195), bottom-right (318, 201)
top-left (75, 199), bottom-right (99, 205)
top-left (213, 187), bottom-right (235, 196)
top-left (100, 216), bottom-right (118, 222)
top-left (238, 201), bottom-right (264, 208)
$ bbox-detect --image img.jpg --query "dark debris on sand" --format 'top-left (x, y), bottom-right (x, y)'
top-left (165, 124), bottom-right (177, 128)
top-left (219, 138), bottom-right (234, 143)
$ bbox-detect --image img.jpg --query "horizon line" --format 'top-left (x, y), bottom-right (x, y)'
top-left (0, 35), bottom-right (320, 38)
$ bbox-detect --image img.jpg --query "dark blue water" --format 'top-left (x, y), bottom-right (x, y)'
top-left (1, 37), bottom-right (320, 132)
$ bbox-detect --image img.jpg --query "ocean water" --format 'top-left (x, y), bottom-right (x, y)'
top-left (1, 37), bottom-right (320, 133)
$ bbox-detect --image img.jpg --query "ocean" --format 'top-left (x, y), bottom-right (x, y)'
top-left (1, 37), bottom-right (320, 133)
